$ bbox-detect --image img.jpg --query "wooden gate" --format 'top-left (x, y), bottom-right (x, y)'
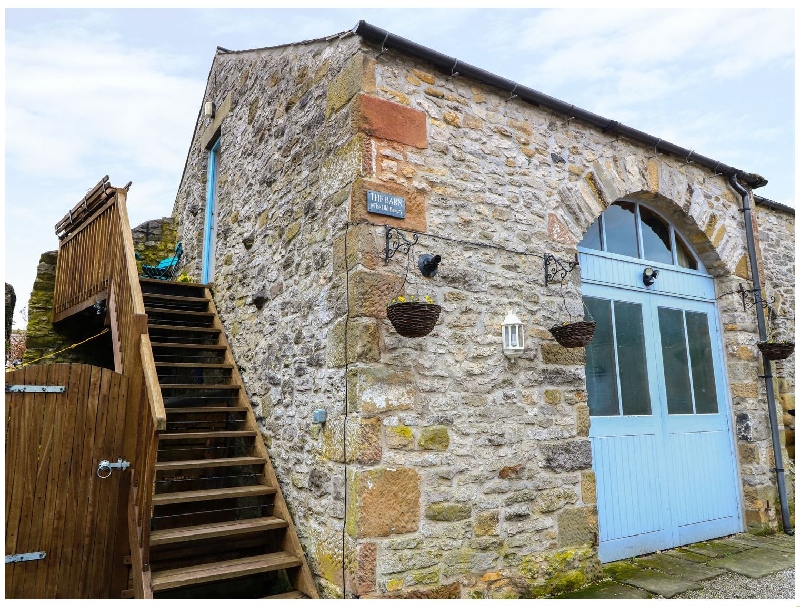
top-left (5, 364), bottom-right (131, 598)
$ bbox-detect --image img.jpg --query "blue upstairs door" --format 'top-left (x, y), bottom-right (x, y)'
top-left (580, 249), bottom-right (742, 562)
top-left (202, 139), bottom-right (220, 284)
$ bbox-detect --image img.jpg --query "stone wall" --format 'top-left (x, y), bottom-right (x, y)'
top-left (170, 32), bottom-right (793, 598)
top-left (22, 251), bottom-right (113, 368)
top-left (171, 36), bottom-right (366, 598)
top-left (132, 217), bottom-right (180, 277)
top-left (755, 204), bottom-right (795, 472)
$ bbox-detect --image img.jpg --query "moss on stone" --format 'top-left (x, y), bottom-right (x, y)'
top-left (417, 426), bottom-right (449, 451)
top-left (411, 568), bottom-right (440, 586)
top-left (425, 502), bottom-right (471, 522)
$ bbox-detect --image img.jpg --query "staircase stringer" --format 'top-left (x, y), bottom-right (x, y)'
top-left (203, 288), bottom-right (319, 598)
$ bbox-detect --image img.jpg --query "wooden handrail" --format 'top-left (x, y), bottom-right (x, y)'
top-left (140, 335), bottom-right (166, 432)
top-left (52, 179), bottom-right (162, 598)
top-left (115, 190), bottom-right (146, 317)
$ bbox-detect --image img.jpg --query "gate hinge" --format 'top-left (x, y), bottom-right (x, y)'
top-left (5, 385), bottom-right (65, 394)
top-left (6, 552), bottom-right (46, 564)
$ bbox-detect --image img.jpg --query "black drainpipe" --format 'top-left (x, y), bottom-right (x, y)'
top-left (729, 172), bottom-right (793, 535)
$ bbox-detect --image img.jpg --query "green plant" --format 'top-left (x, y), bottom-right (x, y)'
top-left (177, 270), bottom-right (193, 283)
top-left (388, 294), bottom-right (434, 306)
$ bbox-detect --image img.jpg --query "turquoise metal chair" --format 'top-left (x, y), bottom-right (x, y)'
top-left (141, 242), bottom-right (183, 280)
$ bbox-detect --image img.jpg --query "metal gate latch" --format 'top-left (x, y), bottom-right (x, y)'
top-left (97, 458), bottom-right (130, 478)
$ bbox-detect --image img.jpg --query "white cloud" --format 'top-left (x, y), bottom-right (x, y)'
top-left (5, 14), bottom-right (207, 328)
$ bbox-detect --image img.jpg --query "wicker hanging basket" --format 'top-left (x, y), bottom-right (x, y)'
top-left (549, 320), bottom-right (596, 348)
top-left (387, 302), bottom-right (441, 338)
top-left (756, 341), bottom-right (795, 361)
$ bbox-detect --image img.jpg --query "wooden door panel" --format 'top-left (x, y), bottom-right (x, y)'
top-left (5, 364), bottom-right (129, 599)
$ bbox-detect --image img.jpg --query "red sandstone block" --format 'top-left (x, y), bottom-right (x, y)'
top-left (356, 94), bottom-right (428, 149)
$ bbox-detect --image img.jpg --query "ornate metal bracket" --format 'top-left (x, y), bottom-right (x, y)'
top-left (385, 225), bottom-right (418, 264)
top-left (719, 283), bottom-right (775, 314)
top-left (544, 253), bottom-right (580, 286)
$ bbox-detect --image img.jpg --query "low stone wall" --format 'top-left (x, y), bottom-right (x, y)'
top-left (21, 251), bottom-right (112, 368)
top-left (132, 217), bottom-right (180, 277)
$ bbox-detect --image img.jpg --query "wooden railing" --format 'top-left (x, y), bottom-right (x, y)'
top-left (53, 179), bottom-right (165, 598)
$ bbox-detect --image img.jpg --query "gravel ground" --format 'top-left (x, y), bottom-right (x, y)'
top-left (662, 568), bottom-right (795, 600)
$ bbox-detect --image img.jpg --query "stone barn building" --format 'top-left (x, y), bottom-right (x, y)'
top-left (169, 22), bottom-right (794, 598)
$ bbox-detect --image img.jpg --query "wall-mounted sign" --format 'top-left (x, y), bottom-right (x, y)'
top-left (367, 190), bottom-right (406, 219)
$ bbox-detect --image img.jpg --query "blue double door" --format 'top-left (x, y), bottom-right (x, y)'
top-left (581, 255), bottom-right (742, 562)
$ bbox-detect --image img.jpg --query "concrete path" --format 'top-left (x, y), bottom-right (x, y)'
top-left (556, 533), bottom-right (795, 599)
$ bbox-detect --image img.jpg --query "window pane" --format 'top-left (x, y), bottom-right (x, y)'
top-left (686, 312), bottom-right (718, 414)
top-left (675, 233), bottom-right (698, 270)
top-left (640, 207), bottom-right (673, 265)
top-left (584, 297), bottom-right (620, 416)
top-left (658, 307), bottom-right (694, 414)
top-left (579, 216), bottom-right (602, 250)
top-left (603, 202), bottom-right (639, 258)
top-left (614, 301), bottom-right (652, 415)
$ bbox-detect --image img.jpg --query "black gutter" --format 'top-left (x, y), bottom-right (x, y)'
top-left (754, 195), bottom-right (795, 215)
top-left (730, 173), bottom-right (793, 536)
top-left (354, 21), bottom-right (769, 190)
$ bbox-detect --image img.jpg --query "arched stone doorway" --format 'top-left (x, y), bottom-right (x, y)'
top-left (578, 199), bottom-right (743, 562)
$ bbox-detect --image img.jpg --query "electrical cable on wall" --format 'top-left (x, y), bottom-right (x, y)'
top-left (342, 223), bottom-right (351, 597)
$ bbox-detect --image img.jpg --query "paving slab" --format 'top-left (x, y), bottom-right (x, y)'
top-left (617, 569), bottom-right (702, 598)
top-left (729, 534), bottom-right (795, 551)
top-left (713, 547), bottom-right (795, 579)
top-left (633, 553), bottom-right (726, 582)
top-left (681, 540), bottom-right (747, 558)
top-left (555, 580), bottom-right (653, 599)
top-left (666, 548), bottom-right (714, 563)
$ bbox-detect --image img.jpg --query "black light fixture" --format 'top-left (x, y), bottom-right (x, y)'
top-left (93, 298), bottom-right (107, 316)
top-left (418, 254), bottom-right (441, 278)
top-left (642, 267), bottom-right (660, 287)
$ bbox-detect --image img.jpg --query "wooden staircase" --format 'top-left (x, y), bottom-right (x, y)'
top-left (139, 277), bottom-right (317, 599)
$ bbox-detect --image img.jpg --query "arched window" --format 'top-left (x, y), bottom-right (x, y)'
top-left (579, 202), bottom-right (701, 271)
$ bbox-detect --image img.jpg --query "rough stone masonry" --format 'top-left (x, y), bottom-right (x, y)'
top-left (170, 31), bottom-right (794, 598)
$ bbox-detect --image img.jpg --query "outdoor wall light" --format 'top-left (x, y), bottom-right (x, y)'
top-left (502, 311), bottom-right (525, 360)
top-left (418, 253), bottom-right (442, 278)
top-left (642, 267), bottom-right (660, 287)
top-left (204, 101), bottom-right (215, 119)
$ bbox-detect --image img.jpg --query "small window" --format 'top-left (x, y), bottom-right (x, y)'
top-left (578, 202), bottom-right (702, 271)
top-left (603, 202), bottom-right (639, 258)
top-left (640, 206), bottom-right (672, 265)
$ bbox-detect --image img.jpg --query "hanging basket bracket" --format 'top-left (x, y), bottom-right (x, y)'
top-left (385, 225), bottom-right (419, 264)
top-left (544, 253), bottom-right (579, 286)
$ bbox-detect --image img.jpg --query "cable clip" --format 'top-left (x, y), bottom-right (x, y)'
top-left (506, 84), bottom-right (518, 102)
top-left (376, 32), bottom-right (390, 58)
top-left (449, 59), bottom-right (459, 79)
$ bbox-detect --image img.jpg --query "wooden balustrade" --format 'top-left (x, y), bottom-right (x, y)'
top-left (53, 179), bottom-right (162, 598)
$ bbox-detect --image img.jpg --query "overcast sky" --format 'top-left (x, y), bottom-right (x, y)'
top-left (4, 8), bottom-right (795, 329)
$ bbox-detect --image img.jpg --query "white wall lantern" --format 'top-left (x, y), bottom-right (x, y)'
top-left (502, 311), bottom-right (525, 359)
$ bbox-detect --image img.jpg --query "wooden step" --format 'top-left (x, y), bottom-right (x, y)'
top-left (151, 343), bottom-right (227, 350)
top-left (166, 406), bottom-right (250, 414)
top-left (159, 430), bottom-right (256, 441)
top-left (150, 516), bottom-right (287, 547)
top-left (156, 362), bottom-right (233, 369)
top-left (158, 383), bottom-right (240, 390)
top-left (140, 277), bottom-right (210, 289)
top-left (155, 456), bottom-right (265, 471)
top-left (264, 591), bottom-right (308, 599)
top-left (143, 293), bottom-right (209, 304)
top-left (150, 551), bottom-right (301, 592)
top-left (146, 307), bottom-right (215, 318)
top-left (148, 324), bottom-right (220, 333)
top-left (152, 484), bottom-right (275, 506)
